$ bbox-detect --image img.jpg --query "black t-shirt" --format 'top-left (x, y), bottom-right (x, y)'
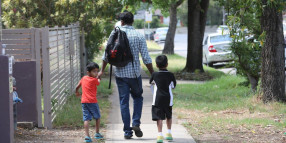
top-left (149, 69), bottom-right (176, 108)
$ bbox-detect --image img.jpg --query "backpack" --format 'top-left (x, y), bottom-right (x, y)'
top-left (105, 27), bottom-right (133, 67)
top-left (105, 27), bottom-right (134, 88)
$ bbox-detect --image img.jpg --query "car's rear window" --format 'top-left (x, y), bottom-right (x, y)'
top-left (210, 35), bottom-right (232, 43)
top-left (156, 28), bottom-right (168, 34)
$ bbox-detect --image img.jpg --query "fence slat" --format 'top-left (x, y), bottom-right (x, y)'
top-left (13, 55), bottom-right (32, 60)
top-left (6, 45), bottom-right (31, 49)
top-left (3, 34), bottom-right (31, 39)
top-left (5, 49), bottom-right (31, 55)
top-left (3, 40), bottom-right (31, 44)
top-left (3, 29), bottom-right (32, 34)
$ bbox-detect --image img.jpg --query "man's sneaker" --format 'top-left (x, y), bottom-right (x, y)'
top-left (165, 133), bottom-right (173, 140)
top-left (132, 126), bottom-right (143, 137)
top-left (157, 136), bottom-right (164, 143)
top-left (94, 133), bottom-right (104, 139)
top-left (124, 134), bottom-right (133, 139)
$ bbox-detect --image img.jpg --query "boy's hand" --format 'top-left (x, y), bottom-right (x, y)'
top-left (75, 91), bottom-right (81, 97)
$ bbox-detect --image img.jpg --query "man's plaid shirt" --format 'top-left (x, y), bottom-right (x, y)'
top-left (102, 25), bottom-right (152, 78)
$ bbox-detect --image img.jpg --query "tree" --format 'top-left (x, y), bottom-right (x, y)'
top-left (2, 0), bottom-right (123, 61)
top-left (217, 0), bottom-right (286, 102)
top-left (178, 0), bottom-right (223, 26)
top-left (152, 0), bottom-right (184, 54)
top-left (260, 0), bottom-right (285, 102)
top-left (217, 0), bottom-right (262, 91)
top-left (120, 0), bottom-right (184, 54)
top-left (183, 0), bottom-right (210, 72)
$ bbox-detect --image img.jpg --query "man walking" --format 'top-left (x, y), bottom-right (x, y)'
top-left (98, 11), bottom-right (154, 139)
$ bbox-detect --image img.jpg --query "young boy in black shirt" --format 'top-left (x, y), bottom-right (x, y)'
top-left (149, 55), bottom-right (176, 143)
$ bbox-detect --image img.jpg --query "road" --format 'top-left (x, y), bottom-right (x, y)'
top-left (157, 27), bottom-right (236, 75)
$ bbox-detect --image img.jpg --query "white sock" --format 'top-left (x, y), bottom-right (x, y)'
top-left (158, 132), bottom-right (163, 136)
top-left (167, 129), bottom-right (172, 134)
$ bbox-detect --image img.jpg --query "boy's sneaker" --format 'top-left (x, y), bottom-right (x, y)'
top-left (84, 136), bottom-right (92, 142)
top-left (94, 133), bottom-right (104, 139)
top-left (165, 133), bottom-right (173, 140)
top-left (132, 125), bottom-right (143, 137)
top-left (157, 136), bottom-right (164, 143)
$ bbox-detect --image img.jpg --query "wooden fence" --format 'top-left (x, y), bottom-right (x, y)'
top-left (2, 22), bottom-right (83, 128)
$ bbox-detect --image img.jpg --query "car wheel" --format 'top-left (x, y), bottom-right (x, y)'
top-left (207, 62), bottom-right (213, 67)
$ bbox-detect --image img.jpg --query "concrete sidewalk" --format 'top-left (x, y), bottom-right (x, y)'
top-left (105, 70), bottom-right (196, 143)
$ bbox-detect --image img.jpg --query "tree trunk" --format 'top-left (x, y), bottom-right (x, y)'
top-left (246, 73), bottom-right (259, 92)
top-left (183, 0), bottom-right (209, 72)
top-left (162, 0), bottom-right (184, 54)
top-left (260, 0), bottom-right (286, 102)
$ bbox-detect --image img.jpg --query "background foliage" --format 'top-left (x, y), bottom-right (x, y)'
top-left (2, 0), bottom-right (123, 61)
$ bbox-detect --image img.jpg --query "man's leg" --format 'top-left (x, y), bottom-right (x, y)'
top-left (115, 77), bottom-right (133, 137)
top-left (129, 76), bottom-right (143, 137)
top-left (129, 76), bottom-right (143, 126)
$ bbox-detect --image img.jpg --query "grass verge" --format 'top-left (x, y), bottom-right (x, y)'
top-left (146, 41), bottom-right (162, 51)
top-left (173, 76), bottom-right (286, 142)
top-left (141, 53), bottom-right (225, 80)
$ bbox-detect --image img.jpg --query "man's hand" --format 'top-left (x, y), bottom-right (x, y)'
top-left (97, 60), bottom-right (108, 79)
top-left (97, 70), bottom-right (104, 79)
top-left (146, 63), bottom-right (154, 75)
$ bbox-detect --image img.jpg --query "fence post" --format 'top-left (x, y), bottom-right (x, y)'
top-left (69, 25), bottom-right (74, 96)
top-left (42, 27), bottom-right (52, 129)
top-left (0, 55), bottom-right (14, 143)
top-left (80, 28), bottom-right (86, 76)
top-left (31, 28), bottom-right (35, 60)
top-left (34, 28), bottom-right (43, 127)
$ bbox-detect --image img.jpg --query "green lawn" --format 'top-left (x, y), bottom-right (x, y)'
top-left (173, 75), bottom-right (286, 141)
top-left (141, 54), bottom-right (225, 80)
top-left (146, 41), bottom-right (162, 51)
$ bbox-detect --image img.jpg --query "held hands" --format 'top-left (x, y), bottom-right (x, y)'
top-left (97, 70), bottom-right (103, 79)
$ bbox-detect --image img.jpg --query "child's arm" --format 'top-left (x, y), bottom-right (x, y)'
top-left (171, 73), bottom-right (177, 89)
top-left (94, 78), bottom-right (100, 86)
top-left (75, 81), bottom-right (81, 97)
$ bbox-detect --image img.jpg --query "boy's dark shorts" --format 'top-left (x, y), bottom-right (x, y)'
top-left (152, 105), bottom-right (172, 121)
top-left (82, 103), bottom-right (101, 121)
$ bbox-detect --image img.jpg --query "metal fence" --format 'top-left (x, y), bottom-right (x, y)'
top-left (2, 22), bottom-right (83, 128)
top-left (42, 23), bottom-right (81, 128)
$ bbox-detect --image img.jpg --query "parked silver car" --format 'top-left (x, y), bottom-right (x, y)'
top-left (154, 27), bottom-right (168, 42)
top-left (203, 33), bottom-right (233, 67)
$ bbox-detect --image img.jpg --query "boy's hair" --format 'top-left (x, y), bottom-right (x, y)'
top-left (86, 62), bottom-right (99, 72)
top-left (156, 55), bottom-right (168, 69)
top-left (119, 11), bottom-right (134, 25)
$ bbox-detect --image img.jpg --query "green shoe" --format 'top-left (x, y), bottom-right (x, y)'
top-left (157, 136), bottom-right (164, 143)
top-left (165, 133), bottom-right (173, 140)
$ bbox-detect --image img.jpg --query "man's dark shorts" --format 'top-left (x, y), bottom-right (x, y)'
top-left (152, 105), bottom-right (172, 121)
top-left (82, 103), bottom-right (101, 121)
